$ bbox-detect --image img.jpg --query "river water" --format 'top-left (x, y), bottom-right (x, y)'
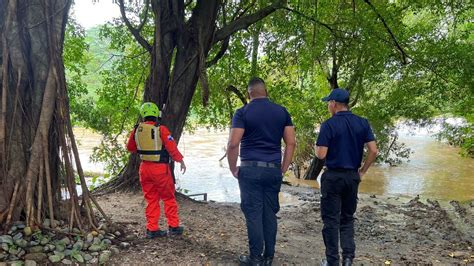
top-left (74, 126), bottom-right (474, 202)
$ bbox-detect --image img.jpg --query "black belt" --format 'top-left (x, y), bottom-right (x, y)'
top-left (240, 161), bottom-right (281, 169)
top-left (326, 168), bottom-right (358, 172)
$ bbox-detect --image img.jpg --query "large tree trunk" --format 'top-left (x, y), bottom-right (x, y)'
top-left (0, 0), bottom-right (103, 230)
top-left (97, 0), bottom-right (286, 193)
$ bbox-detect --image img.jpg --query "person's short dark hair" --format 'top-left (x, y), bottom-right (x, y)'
top-left (248, 77), bottom-right (266, 88)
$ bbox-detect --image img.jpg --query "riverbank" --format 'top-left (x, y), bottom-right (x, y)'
top-left (97, 184), bottom-right (473, 265)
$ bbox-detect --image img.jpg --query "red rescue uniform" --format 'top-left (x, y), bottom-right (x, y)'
top-left (126, 121), bottom-right (183, 231)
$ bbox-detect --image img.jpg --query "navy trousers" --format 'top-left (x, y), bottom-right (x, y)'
top-left (238, 166), bottom-right (282, 259)
top-left (320, 169), bottom-right (360, 265)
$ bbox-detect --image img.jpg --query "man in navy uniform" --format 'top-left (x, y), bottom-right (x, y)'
top-left (316, 88), bottom-right (378, 266)
top-left (227, 77), bottom-right (296, 266)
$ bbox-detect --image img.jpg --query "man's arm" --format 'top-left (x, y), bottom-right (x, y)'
top-left (160, 126), bottom-right (186, 174)
top-left (227, 128), bottom-right (245, 178)
top-left (359, 141), bottom-right (378, 177)
top-left (315, 146), bottom-right (328, 160)
top-left (281, 126), bottom-right (296, 174)
top-left (126, 128), bottom-right (138, 153)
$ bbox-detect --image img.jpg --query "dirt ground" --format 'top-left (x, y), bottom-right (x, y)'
top-left (97, 184), bottom-right (473, 265)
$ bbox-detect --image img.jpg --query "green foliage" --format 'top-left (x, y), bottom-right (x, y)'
top-left (64, 0), bottom-right (473, 178)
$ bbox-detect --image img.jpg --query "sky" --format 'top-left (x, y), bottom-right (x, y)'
top-left (72, 1), bottom-right (121, 29)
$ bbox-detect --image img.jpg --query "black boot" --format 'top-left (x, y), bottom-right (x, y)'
top-left (145, 229), bottom-right (167, 239)
top-left (238, 255), bottom-right (264, 266)
top-left (168, 226), bottom-right (184, 236)
top-left (343, 258), bottom-right (353, 266)
top-left (263, 256), bottom-right (273, 266)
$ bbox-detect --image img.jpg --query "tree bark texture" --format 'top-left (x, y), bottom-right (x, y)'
top-left (0, 0), bottom-right (103, 229)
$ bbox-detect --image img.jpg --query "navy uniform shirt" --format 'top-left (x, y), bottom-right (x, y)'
top-left (316, 111), bottom-right (375, 170)
top-left (231, 98), bottom-right (293, 163)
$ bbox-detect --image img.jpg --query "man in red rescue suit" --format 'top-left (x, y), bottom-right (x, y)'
top-left (126, 102), bottom-right (187, 238)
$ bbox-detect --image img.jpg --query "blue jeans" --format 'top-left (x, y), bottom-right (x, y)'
top-left (238, 166), bottom-right (282, 258)
top-left (321, 169), bottom-right (360, 265)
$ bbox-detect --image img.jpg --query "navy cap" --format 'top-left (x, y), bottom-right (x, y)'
top-left (321, 88), bottom-right (350, 103)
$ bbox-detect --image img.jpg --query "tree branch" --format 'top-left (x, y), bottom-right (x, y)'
top-left (137, 0), bottom-right (150, 32)
top-left (362, 0), bottom-right (408, 64)
top-left (226, 85), bottom-right (247, 106)
top-left (283, 7), bottom-right (336, 35)
top-left (117, 0), bottom-right (152, 53)
top-left (214, 0), bottom-right (286, 44)
top-left (206, 36), bottom-right (230, 67)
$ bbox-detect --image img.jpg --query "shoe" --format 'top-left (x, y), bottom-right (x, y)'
top-left (168, 226), bottom-right (184, 236)
top-left (145, 229), bottom-right (167, 239)
top-left (343, 258), bottom-right (353, 266)
top-left (263, 256), bottom-right (273, 266)
top-left (238, 254), bottom-right (264, 266)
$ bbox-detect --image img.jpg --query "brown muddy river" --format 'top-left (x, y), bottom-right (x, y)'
top-left (74, 127), bottom-right (474, 202)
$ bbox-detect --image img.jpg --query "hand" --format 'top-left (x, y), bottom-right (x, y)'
top-left (281, 165), bottom-right (289, 175)
top-left (179, 161), bottom-right (186, 174)
top-left (358, 168), bottom-right (367, 178)
top-left (231, 167), bottom-right (239, 179)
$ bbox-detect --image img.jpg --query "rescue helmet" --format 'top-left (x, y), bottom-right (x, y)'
top-left (140, 102), bottom-right (160, 118)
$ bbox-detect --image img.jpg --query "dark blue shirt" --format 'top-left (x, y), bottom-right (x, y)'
top-left (232, 98), bottom-right (293, 163)
top-left (316, 111), bottom-right (375, 170)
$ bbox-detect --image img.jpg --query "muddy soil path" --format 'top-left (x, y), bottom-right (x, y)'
top-left (97, 185), bottom-right (473, 265)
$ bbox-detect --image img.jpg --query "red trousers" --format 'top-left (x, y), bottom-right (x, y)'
top-left (139, 162), bottom-right (180, 231)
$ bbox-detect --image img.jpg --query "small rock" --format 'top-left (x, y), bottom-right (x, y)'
top-left (64, 249), bottom-right (72, 256)
top-left (92, 237), bottom-right (101, 245)
top-left (98, 230), bottom-right (106, 235)
top-left (8, 246), bottom-right (19, 255)
top-left (17, 248), bottom-right (25, 258)
top-left (28, 246), bottom-right (44, 253)
top-left (84, 253), bottom-right (93, 261)
top-left (114, 231), bottom-right (121, 237)
top-left (97, 234), bottom-right (104, 240)
top-left (90, 258), bottom-right (98, 264)
top-left (110, 246), bottom-right (120, 255)
top-left (91, 252), bottom-right (99, 256)
top-left (12, 233), bottom-right (22, 241)
top-left (45, 244), bottom-right (55, 252)
top-left (86, 233), bottom-right (94, 243)
top-left (24, 253), bottom-right (47, 262)
top-left (14, 223), bottom-right (25, 230)
top-left (105, 234), bottom-right (115, 240)
top-left (72, 228), bottom-right (81, 234)
top-left (24, 260), bottom-right (37, 266)
top-left (88, 244), bottom-right (102, 252)
top-left (61, 259), bottom-right (72, 265)
top-left (23, 227), bottom-right (32, 237)
top-left (2, 243), bottom-right (9, 252)
top-left (48, 255), bottom-right (62, 263)
top-left (119, 242), bottom-right (130, 248)
top-left (0, 235), bottom-right (13, 245)
top-left (101, 239), bottom-right (112, 246)
top-left (53, 251), bottom-right (65, 259)
top-left (99, 250), bottom-right (111, 264)
top-left (72, 240), bottom-right (83, 251)
top-left (14, 239), bottom-right (28, 248)
top-left (91, 231), bottom-right (99, 237)
top-left (7, 261), bottom-right (22, 266)
top-left (98, 224), bottom-right (108, 231)
top-left (10, 226), bottom-right (18, 232)
top-left (29, 241), bottom-right (39, 246)
top-left (71, 253), bottom-right (84, 263)
top-left (451, 251), bottom-right (470, 258)
top-left (59, 237), bottom-right (71, 246)
top-left (39, 238), bottom-right (49, 245)
top-left (55, 243), bottom-right (65, 252)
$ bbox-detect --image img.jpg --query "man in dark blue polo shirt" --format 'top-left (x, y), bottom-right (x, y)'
top-left (316, 88), bottom-right (378, 266)
top-left (228, 77), bottom-right (296, 266)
